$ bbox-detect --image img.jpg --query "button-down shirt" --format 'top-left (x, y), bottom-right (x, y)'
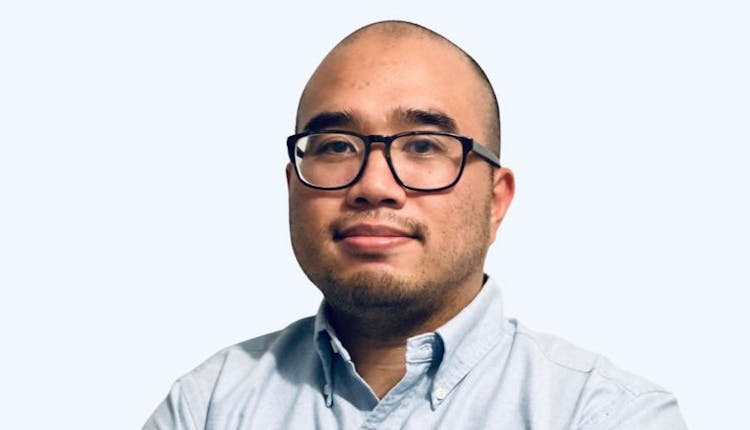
top-left (144, 278), bottom-right (687, 429)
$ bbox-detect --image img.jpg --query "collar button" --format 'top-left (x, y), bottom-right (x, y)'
top-left (434, 387), bottom-right (448, 401)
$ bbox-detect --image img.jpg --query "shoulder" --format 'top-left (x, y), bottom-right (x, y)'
top-left (172, 317), bottom-right (314, 411)
top-left (145, 316), bottom-right (317, 428)
top-left (187, 315), bottom-right (316, 387)
top-left (509, 321), bottom-right (686, 429)
top-left (512, 320), bottom-right (665, 391)
top-left (512, 321), bottom-right (599, 372)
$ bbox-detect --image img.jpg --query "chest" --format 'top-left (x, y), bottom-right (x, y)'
top-left (203, 348), bottom-right (585, 430)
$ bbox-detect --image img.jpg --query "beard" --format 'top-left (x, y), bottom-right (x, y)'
top-left (315, 266), bottom-right (469, 338)
top-left (314, 237), bottom-right (486, 339)
top-left (289, 181), bottom-right (493, 339)
top-left (305, 209), bottom-right (489, 339)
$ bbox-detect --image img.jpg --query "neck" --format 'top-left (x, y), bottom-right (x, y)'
top-left (326, 272), bottom-right (485, 398)
top-left (336, 333), bottom-right (407, 399)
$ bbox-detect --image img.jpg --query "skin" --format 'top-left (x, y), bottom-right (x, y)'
top-left (287, 25), bottom-right (515, 398)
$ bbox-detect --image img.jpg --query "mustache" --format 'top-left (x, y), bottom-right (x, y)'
top-left (328, 211), bottom-right (428, 242)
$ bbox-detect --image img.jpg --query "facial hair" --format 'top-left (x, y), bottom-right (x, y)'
top-left (309, 204), bottom-right (490, 339)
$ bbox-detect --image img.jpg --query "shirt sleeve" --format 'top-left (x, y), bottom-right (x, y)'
top-left (142, 380), bottom-right (200, 430)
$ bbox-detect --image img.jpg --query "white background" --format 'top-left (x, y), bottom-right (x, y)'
top-left (1, 1), bottom-right (748, 428)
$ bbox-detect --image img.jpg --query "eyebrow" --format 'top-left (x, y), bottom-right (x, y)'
top-left (301, 111), bottom-right (356, 132)
top-left (399, 108), bottom-right (458, 134)
top-left (300, 108), bottom-right (459, 134)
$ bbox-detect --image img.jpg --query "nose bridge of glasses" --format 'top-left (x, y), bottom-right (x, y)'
top-left (364, 134), bottom-right (390, 143)
top-left (358, 135), bottom-right (400, 183)
top-left (362, 134), bottom-right (393, 151)
top-left (361, 134), bottom-right (393, 162)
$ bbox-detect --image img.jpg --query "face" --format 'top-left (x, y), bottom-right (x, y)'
top-left (288, 34), bottom-right (514, 321)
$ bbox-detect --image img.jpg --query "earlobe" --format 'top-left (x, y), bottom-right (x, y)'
top-left (489, 167), bottom-right (515, 243)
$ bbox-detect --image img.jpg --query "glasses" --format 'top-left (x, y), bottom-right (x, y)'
top-left (287, 130), bottom-right (501, 191)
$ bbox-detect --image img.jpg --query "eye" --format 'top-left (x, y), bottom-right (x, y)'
top-left (310, 139), bottom-right (359, 156)
top-left (401, 137), bottom-right (444, 155)
top-left (320, 140), bottom-right (353, 153)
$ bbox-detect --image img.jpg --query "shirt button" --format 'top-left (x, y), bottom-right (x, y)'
top-left (434, 387), bottom-right (448, 401)
top-left (323, 384), bottom-right (332, 396)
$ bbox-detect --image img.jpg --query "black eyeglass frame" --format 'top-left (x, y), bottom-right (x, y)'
top-left (286, 129), bottom-right (501, 192)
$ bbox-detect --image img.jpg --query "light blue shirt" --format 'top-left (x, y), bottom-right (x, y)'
top-left (144, 278), bottom-right (687, 429)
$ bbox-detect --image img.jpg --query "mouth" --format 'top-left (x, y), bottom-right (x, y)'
top-left (333, 223), bottom-right (422, 254)
top-left (334, 223), bottom-right (418, 239)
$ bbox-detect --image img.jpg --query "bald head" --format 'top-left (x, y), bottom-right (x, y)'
top-left (296, 21), bottom-right (502, 157)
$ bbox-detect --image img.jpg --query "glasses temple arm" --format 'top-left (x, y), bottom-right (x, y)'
top-left (471, 141), bottom-right (501, 168)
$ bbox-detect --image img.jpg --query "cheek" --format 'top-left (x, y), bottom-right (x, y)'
top-left (418, 193), bottom-right (475, 244)
top-left (289, 194), bottom-right (329, 274)
top-left (432, 175), bottom-right (493, 242)
top-left (289, 188), bottom-right (340, 243)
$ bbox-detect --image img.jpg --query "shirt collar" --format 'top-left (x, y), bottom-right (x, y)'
top-left (430, 275), bottom-right (506, 408)
top-left (313, 303), bottom-right (339, 407)
top-left (313, 275), bottom-right (506, 409)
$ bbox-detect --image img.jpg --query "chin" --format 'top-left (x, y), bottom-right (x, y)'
top-left (319, 268), bottom-right (431, 310)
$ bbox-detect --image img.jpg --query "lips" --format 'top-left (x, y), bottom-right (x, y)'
top-left (333, 223), bottom-right (421, 254)
top-left (334, 224), bottom-right (417, 240)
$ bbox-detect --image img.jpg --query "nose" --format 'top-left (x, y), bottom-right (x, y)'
top-left (345, 147), bottom-right (406, 209)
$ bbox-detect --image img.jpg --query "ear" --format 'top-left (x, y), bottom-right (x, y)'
top-left (488, 167), bottom-right (515, 244)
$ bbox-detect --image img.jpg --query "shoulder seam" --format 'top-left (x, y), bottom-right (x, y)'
top-left (514, 329), bottom-right (596, 373)
top-left (579, 390), bottom-right (676, 429)
top-left (590, 364), bottom-right (672, 397)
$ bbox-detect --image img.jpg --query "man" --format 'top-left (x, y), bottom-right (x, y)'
top-left (144, 21), bottom-right (687, 429)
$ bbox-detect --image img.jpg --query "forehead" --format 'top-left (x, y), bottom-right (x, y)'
top-left (297, 35), bottom-right (487, 136)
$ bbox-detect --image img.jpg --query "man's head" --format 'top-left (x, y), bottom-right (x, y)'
top-left (287, 21), bottom-right (514, 336)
